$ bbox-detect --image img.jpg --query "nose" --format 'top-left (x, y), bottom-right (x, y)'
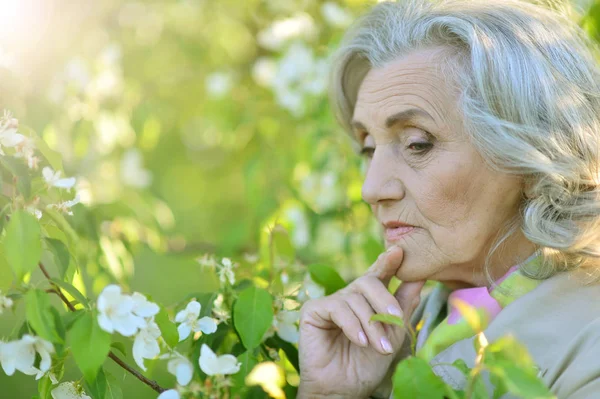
top-left (361, 145), bottom-right (405, 205)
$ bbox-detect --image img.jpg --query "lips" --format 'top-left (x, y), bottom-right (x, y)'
top-left (383, 221), bottom-right (416, 241)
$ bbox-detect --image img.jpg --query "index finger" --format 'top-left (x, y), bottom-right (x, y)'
top-left (364, 245), bottom-right (404, 287)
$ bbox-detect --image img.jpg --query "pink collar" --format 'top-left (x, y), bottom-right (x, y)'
top-left (447, 265), bottom-right (519, 325)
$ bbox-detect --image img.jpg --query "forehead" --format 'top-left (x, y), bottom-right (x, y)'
top-left (353, 47), bottom-right (460, 130)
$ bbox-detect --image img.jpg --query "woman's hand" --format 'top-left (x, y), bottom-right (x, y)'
top-left (298, 246), bottom-right (426, 399)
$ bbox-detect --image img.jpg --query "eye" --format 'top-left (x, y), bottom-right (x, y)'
top-left (407, 141), bottom-right (433, 153)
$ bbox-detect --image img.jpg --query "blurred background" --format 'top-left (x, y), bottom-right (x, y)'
top-left (0, 0), bottom-right (597, 397)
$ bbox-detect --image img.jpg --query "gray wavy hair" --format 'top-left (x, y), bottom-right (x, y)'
top-left (330, 0), bottom-right (600, 281)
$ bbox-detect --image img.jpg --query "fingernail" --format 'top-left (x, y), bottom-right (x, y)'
top-left (387, 305), bottom-right (402, 317)
top-left (358, 331), bottom-right (368, 346)
top-left (381, 337), bottom-right (393, 354)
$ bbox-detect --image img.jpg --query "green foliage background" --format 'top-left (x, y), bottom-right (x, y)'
top-left (0, 0), bottom-right (597, 397)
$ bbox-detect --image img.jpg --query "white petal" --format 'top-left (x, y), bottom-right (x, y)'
top-left (42, 167), bottom-right (54, 183)
top-left (174, 309), bottom-right (186, 323)
top-left (197, 317), bottom-right (217, 334)
top-left (36, 341), bottom-right (54, 372)
top-left (0, 341), bottom-right (17, 375)
top-left (174, 360), bottom-right (193, 386)
top-left (14, 337), bottom-right (36, 373)
top-left (52, 381), bottom-right (92, 399)
top-left (177, 323), bottom-right (191, 342)
top-left (278, 311), bottom-right (300, 324)
top-left (97, 313), bottom-right (114, 334)
top-left (133, 334), bottom-right (147, 371)
top-left (198, 344), bottom-right (218, 376)
top-left (185, 301), bottom-right (201, 318)
top-left (276, 323), bottom-right (299, 344)
top-left (215, 354), bottom-right (241, 375)
top-left (54, 177), bottom-right (77, 189)
top-left (113, 314), bottom-right (143, 337)
top-left (97, 285), bottom-right (122, 312)
top-left (131, 292), bottom-right (160, 318)
top-left (1, 132), bottom-right (25, 147)
top-left (157, 389), bottom-right (180, 399)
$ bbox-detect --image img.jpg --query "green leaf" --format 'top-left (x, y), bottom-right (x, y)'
top-left (155, 307), bottom-right (178, 348)
top-left (490, 363), bottom-right (554, 399)
top-left (271, 224), bottom-right (295, 263)
top-left (110, 342), bottom-right (127, 357)
top-left (393, 357), bottom-right (448, 399)
top-left (45, 238), bottom-right (70, 279)
top-left (231, 350), bottom-right (259, 391)
top-left (308, 264), bottom-right (346, 295)
top-left (4, 210), bottom-right (41, 281)
top-left (233, 286), bottom-right (274, 350)
top-left (86, 368), bottom-right (123, 399)
top-left (370, 313), bottom-right (404, 328)
top-left (50, 278), bottom-right (89, 308)
top-left (265, 335), bottom-right (299, 372)
top-left (104, 371), bottom-right (123, 399)
top-left (49, 307), bottom-right (67, 355)
top-left (69, 311), bottom-right (111, 382)
top-left (0, 156), bottom-right (32, 199)
top-left (27, 126), bottom-right (64, 172)
top-left (37, 375), bottom-right (53, 399)
top-left (25, 289), bottom-right (63, 344)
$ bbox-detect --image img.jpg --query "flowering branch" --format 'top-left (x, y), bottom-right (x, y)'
top-left (37, 262), bottom-right (166, 393)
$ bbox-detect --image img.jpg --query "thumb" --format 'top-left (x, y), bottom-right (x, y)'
top-left (393, 280), bottom-right (426, 321)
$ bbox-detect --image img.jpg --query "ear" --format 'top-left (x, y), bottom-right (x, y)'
top-left (522, 176), bottom-right (535, 200)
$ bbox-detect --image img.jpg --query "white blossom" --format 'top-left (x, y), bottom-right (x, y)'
top-left (175, 300), bottom-right (217, 341)
top-left (273, 311), bottom-right (300, 344)
top-left (252, 58), bottom-right (277, 87)
top-left (131, 292), bottom-right (160, 318)
top-left (257, 13), bottom-right (316, 50)
top-left (133, 320), bottom-right (161, 371)
top-left (157, 390), bottom-right (180, 399)
top-left (14, 137), bottom-right (39, 169)
top-left (321, 2), bottom-right (353, 28)
top-left (212, 294), bottom-right (230, 324)
top-left (205, 72), bottom-right (233, 98)
top-left (218, 258), bottom-right (235, 286)
top-left (121, 149), bottom-right (153, 189)
top-left (196, 254), bottom-right (218, 269)
top-left (161, 351), bottom-right (193, 386)
top-left (0, 335), bottom-right (54, 379)
top-left (97, 285), bottom-right (145, 337)
top-left (272, 42), bottom-right (329, 116)
top-left (51, 382), bottom-right (91, 399)
top-left (26, 205), bottom-right (43, 220)
top-left (297, 274), bottom-right (325, 302)
top-left (0, 111), bottom-right (25, 156)
top-left (47, 195), bottom-right (80, 216)
top-left (42, 167), bottom-right (76, 190)
top-left (198, 344), bottom-right (241, 376)
top-left (0, 291), bottom-right (13, 314)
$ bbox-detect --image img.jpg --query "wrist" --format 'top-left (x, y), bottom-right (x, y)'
top-left (297, 383), bottom-right (361, 399)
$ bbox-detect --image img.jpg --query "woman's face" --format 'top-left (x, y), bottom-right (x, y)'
top-left (353, 47), bottom-right (530, 286)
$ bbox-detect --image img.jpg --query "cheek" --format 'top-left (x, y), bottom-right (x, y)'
top-left (409, 152), bottom-right (520, 259)
top-left (411, 155), bottom-right (478, 229)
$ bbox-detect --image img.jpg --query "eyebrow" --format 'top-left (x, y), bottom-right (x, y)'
top-left (351, 108), bottom-right (435, 133)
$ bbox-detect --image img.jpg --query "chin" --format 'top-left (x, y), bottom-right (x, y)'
top-left (394, 262), bottom-right (436, 282)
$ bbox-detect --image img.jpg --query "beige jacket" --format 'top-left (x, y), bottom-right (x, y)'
top-left (405, 270), bottom-right (600, 398)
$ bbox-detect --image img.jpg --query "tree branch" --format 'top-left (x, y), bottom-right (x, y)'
top-left (38, 262), bottom-right (166, 393)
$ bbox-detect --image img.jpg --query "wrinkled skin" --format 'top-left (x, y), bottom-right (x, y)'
top-left (298, 46), bottom-right (536, 398)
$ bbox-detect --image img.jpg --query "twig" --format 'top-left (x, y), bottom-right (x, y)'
top-left (38, 262), bottom-right (166, 393)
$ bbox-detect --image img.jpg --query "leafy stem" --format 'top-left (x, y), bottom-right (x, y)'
top-left (38, 262), bottom-right (167, 393)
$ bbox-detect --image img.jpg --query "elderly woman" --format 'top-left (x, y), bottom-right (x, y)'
top-left (297, 0), bottom-right (600, 398)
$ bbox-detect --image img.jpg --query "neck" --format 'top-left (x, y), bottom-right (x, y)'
top-left (437, 232), bottom-right (538, 291)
